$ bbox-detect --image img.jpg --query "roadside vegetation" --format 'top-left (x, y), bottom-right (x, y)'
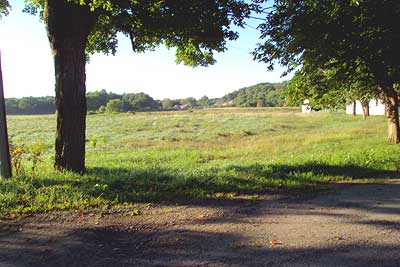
top-left (1, 108), bottom-right (399, 218)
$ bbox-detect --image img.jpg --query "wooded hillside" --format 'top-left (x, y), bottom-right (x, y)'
top-left (214, 82), bottom-right (287, 107)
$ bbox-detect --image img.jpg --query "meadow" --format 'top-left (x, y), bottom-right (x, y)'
top-left (1, 107), bottom-right (399, 218)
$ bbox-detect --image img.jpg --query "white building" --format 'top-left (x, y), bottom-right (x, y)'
top-left (302, 99), bottom-right (312, 113)
top-left (345, 99), bottom-right (386, 116)
top-left (301, 98), bottom-right (386, 115)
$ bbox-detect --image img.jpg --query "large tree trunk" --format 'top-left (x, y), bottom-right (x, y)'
top-left (44, 0), bottom-right (97, 173)
top-left (382, 87), bottom-right (400, 144)
top-left (0, 51), bottom-right (12, 178)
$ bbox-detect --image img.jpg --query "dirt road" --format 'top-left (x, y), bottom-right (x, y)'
top-left (1, 180), bottom-right (399, 267)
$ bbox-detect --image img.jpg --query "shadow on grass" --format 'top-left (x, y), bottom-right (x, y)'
top-left (71, 162), bottom-right (400, 204)
top-left (8, 161), bottom-right (395, 220)
top-left (7, 161), bottom-right (395, 225)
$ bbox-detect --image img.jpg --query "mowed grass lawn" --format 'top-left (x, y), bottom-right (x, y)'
top-left (1, 107), bottom-right (400, 218)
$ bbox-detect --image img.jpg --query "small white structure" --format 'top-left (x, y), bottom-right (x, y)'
top-left (172, 104), bottom-right (192, 110)
top-left (345, 99), bottom-right (386, 116)
top-left (302, 99), bottom-right (312, 113)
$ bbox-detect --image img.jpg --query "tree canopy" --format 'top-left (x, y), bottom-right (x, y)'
top-left (254, 0), bottom-right (400, 143)
top-left (254, 0), bottom-right (400, 78)
top-left (26, 0), bottom-right (252, 66)
top-left (0, 0), bottom-right (9, 18)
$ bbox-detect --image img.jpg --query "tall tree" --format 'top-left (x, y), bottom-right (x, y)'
top-left (23, 0), bottom-right (252, 172)
top-left (0, 52), bottom-right (12, 178)
top-left (254, 0), bottom-right (400, 143)
top-left (0, 1), bottom-right (12, 178)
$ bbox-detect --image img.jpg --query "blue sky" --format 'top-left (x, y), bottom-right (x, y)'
top-left (0, 1), bottom-right (290, 100)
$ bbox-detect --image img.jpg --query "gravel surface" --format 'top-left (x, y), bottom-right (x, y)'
top-left (1, 180), bottom-right (399, 267)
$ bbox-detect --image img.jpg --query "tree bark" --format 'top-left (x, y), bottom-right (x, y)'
top-left (365, 103), bottom-right (370, 116)
top-left (352, 100), bottom-right (356, 116)
top-left (360, 100), bottom-right (370, 120)
top-left (44, 0), bottom-right (97, 173)
top-left (0, 51), bottom-right (12, 178)
top-left (383, 88), bottom-right (400, 144)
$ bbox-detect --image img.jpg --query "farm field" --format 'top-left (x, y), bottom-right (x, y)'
top-left (1, 107), bottom-right (400, 218)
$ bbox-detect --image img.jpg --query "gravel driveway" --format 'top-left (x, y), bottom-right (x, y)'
top-left (1, 180), bottom-right (399, 267)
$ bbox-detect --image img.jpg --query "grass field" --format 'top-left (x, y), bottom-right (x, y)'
top-left (1, 107), bottom-right (399, 218)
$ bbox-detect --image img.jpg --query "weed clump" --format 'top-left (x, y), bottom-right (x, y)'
top-left (9, 140), bottom-right (48, 178)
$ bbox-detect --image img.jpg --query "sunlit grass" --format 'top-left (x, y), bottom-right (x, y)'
top-left (1, 107), bottom-right (399, 218)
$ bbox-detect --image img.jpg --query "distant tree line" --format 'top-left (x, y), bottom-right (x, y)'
top-left (5, 90), bottom-right (162, 115)
top-left (5, 82), bottom-right (288, 115)
top-left (88, 90), bottom-right (160, 113)
top-left (5, 97), bottom-right (55, 115)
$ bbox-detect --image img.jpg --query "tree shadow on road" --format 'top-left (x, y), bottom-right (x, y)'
top-left (0, 225), bottom-right (399, 267)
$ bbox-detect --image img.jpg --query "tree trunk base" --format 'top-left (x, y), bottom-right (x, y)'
top-left (45, 0), bottom-right (97, 173)
top-left (385, 91), bottom-right (400, 144)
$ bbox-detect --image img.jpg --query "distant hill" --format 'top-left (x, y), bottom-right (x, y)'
top-left (5, 82), bottom-right (289, 115)
top-left (213, 81), bottom-right (288, 107)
